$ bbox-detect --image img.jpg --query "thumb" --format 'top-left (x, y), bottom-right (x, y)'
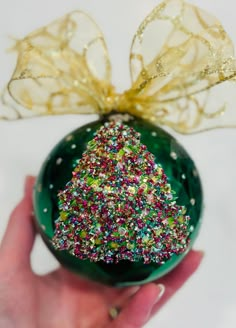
top-left (0, 176), bottom-right (36, 270)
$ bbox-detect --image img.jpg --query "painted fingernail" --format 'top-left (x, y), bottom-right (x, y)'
top-left (109, 306), bottom-right (121, 319)
top-left (155, 284), bottom-right (165, 303)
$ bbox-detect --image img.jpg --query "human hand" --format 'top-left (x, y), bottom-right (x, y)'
top-left (0, 176), bottom-right (203, 328)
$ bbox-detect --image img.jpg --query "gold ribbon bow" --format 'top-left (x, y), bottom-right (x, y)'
top-left (1, 0), bottom-right (236, 133)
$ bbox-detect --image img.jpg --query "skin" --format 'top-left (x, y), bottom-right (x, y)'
top-left (0, 176), bottom-right (203, 328)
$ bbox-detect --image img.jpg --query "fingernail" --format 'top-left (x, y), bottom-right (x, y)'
top-left (129, 286), bottom-right (141, 296)
top-left (155, 284), bottom-right (165, 303)
top-left (199, 250), bottom-right (205, 257)
top-left (24, 175), bottom-right (34, 195)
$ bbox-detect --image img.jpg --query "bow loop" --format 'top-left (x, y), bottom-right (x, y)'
top-left (130, 0), bottom-right (236, 132)
top-left (4, 11), bottom-right (113, 118)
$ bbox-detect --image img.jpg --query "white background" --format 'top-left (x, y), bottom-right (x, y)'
top-left (0, 1), bottom-right (236, 327)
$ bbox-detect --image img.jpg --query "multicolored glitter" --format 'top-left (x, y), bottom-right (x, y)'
top-left (52, 121), bottom-right (191, 264)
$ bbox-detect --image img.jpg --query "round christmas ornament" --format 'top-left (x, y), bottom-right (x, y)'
top-left (34, 116), bottom-right (202, 285)
top-left (2, 0), bottom-right (236, 286)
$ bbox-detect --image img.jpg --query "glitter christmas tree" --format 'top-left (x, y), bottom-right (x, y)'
top-left (52, 121), bottom-right (190, 264)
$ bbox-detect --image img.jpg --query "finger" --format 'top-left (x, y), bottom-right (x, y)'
top-left (0, 176), bottom-right (36, 269)
top-left (111, 283), bottom-right (164, 328)
top-left (150, 249), bottom-right (204, 316)
top-left (111, 285), bottom-right (141, 309)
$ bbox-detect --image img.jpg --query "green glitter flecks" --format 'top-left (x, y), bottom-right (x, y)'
top-left (52, 121), bottom-right (191, 264)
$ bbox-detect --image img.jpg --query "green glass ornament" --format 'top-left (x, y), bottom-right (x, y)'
top-left (34, 114), bottom-right (203, 286)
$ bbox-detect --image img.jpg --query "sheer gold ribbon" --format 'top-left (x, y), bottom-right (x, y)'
top-left (1, 0), bottom-right (236, 133)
